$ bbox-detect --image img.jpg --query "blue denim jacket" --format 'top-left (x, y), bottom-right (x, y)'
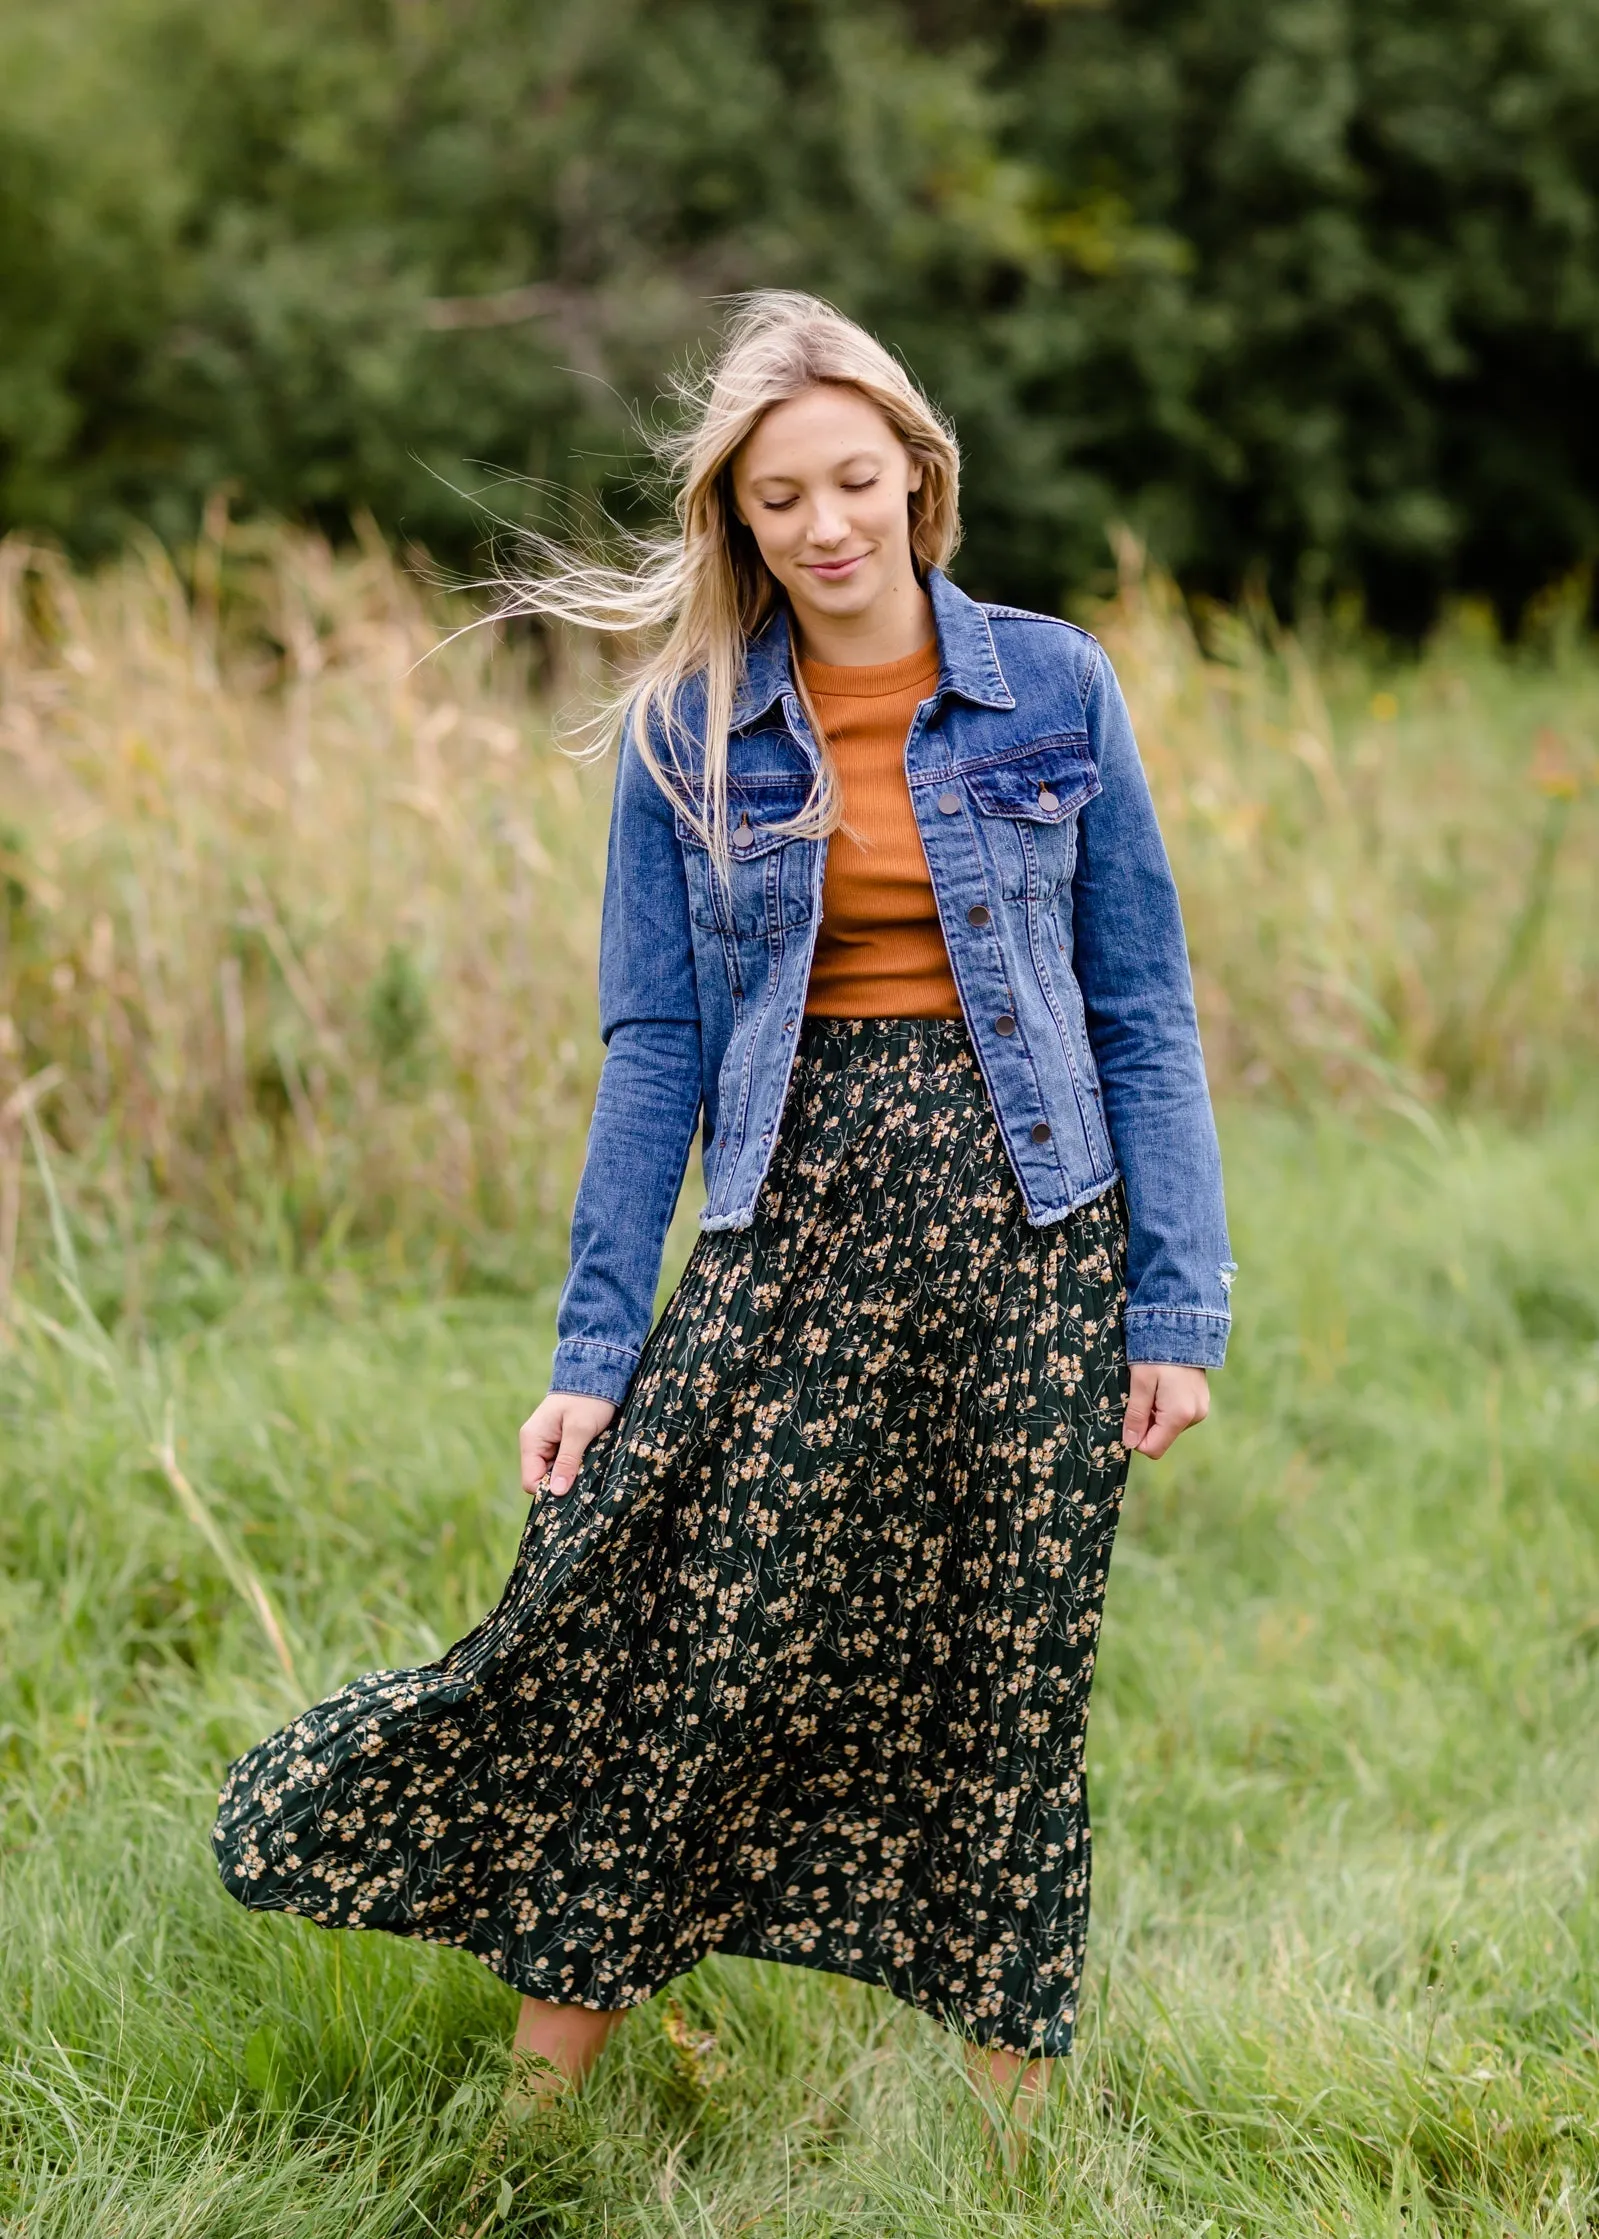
top-left (551, 567), bottom-right (1233, 1405)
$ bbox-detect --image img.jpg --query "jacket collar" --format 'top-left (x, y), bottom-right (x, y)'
top-left (731, 566), bottom-right (1016, 731)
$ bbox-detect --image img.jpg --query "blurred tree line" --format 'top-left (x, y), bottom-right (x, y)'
top-left (3, 0), bottom-right (1597, 626)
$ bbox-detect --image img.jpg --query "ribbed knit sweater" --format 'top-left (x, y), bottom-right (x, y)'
top-left (801, 640), bottom-right (961, 1020)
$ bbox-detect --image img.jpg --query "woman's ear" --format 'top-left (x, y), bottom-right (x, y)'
top-left (906, 452), bottom-right (926, 496)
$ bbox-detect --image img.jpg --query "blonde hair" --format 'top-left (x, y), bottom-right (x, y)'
top-left (506, 290), bottom-right (961, 864)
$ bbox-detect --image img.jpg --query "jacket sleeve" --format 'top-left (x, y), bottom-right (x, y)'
top-left (1072, 644), bottom-right (1235, 1369)
top-left (549, 724), bottom-right (704, 1405)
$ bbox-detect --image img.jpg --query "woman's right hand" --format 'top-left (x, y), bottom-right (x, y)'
top-left (519, 1392), bottom-right (618, 1499)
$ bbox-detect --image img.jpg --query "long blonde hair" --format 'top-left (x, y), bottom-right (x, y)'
top-left (507, 291), bottom-right (962, 864)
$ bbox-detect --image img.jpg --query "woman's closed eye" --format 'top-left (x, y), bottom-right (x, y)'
top-left (760, 477), bottom-right (879, 512)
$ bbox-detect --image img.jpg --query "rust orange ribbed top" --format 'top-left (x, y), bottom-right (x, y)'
top-left (801, 639), bottom-right (961, 1021)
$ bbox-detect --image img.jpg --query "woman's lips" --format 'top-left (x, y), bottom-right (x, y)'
top-left (802, 553), bottom-right (868, 580)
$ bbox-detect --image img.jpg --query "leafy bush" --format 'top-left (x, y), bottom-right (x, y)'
top-left (3, 0), bottom-right (1598, 623)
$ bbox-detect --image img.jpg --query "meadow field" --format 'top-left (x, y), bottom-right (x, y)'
top-left (2, 529), bottom-right (1598, 2234)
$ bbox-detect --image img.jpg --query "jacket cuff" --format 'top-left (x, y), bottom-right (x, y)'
top-left (549, 1339), bottom-right (639, 1408)
top-left (1124, 1305), bottom-right (1230, 1370)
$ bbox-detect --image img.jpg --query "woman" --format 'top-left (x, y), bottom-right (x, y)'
top-left (214, 293), bottom-right (1232, 2104)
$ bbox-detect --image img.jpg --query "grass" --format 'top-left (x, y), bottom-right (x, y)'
top-left (4, 1105), bottom-right (1599, 2234)
top-left (3, 527), bottom-right (1599, 2230)
top-left (0, 517), bottom-right (610, 1311)
top-left (1, 522), bottom-right (1596, 1307)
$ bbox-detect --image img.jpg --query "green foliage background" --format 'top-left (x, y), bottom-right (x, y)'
top-left (4, 0), bottom-right (1599, 625)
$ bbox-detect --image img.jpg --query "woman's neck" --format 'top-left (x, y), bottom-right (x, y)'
top-left (789, 573), bottom-right (936, 669)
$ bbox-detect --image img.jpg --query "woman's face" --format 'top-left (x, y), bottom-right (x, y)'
top-left (730, 384), bottom-right (925, 642)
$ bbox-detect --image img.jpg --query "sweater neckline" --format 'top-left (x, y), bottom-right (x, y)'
top-left (798, 640), bottom-right (940, 699)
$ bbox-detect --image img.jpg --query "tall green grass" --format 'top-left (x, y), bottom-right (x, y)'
top-left (4, 1108), bottom-right (1598, 2233)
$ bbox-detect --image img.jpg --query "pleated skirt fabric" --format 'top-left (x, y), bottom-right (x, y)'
top-left (214, 1017), bottom-right (1132, 2057)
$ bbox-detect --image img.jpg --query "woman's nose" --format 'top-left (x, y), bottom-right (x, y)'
top-left (807, 504), bottom-right (849, 547)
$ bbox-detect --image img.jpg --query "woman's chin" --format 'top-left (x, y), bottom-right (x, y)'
top-left (789, 573), bottom-right (882, 627)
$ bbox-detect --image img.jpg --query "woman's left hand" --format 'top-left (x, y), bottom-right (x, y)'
top-left (1121, 1364), bottom-right (1209, 1459)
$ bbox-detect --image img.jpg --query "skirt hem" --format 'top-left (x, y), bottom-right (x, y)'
top-left (221, 1886), bottom-right (1076, 2060)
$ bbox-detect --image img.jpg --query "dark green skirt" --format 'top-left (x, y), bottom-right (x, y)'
top-left (214, 1018), bottom-right (1131, 2057)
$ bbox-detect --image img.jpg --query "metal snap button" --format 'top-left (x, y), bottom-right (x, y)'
top-left (732, 815), bottom-right (754, 850)
top-left (995, 1013), bottom-right (1017, 1036)
top-left (1031, 1120), bottom-right (1052, 1144)
top-left (1037, 783), bottom-right (1060, 812)
top-left (937, 790), bottom-right (961, 815)
top-left (966, 903), bottom-right (991, 927)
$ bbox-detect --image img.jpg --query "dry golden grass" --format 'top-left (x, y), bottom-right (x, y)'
top-left (0, 519), bottom-right (1594, 1303)
top-left (0, 519), bottom-right (608, 1309)
top-left (1094, 538), bottom-right (1599, 1124)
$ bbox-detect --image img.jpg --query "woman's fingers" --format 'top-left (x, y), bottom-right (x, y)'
top-left (1121, 1364), bottom-right (1209, 1460)
top-left (1120, 1364), bottom-right (1158, 1453)
top-left (519, 1394), bottom-right (618, 1498)
top-left (546, 1432), bottom-right (591, 1498)
top-left (519, 1414), bottom-right (558, 1496)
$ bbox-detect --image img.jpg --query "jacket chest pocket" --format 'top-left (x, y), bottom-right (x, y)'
top-left (961, 736), bottom-right (1100, 901)
top-left (676, 783), bottom-right (815, 941)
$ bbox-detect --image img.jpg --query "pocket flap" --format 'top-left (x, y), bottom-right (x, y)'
top-left (674, 776), bottom-right (813, 858)
top-left (962, 737), bottom-right (1100, 821)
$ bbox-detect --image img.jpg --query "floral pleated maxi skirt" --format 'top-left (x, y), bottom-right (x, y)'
top-left (214, 1017), bottom-right (1132, 2057)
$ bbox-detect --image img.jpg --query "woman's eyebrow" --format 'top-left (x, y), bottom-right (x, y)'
top-left (745, 450), bottom-right (885, 489)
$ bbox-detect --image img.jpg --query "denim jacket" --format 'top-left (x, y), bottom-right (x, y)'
top-left (551, 567), bottom-right (1233, 1405)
